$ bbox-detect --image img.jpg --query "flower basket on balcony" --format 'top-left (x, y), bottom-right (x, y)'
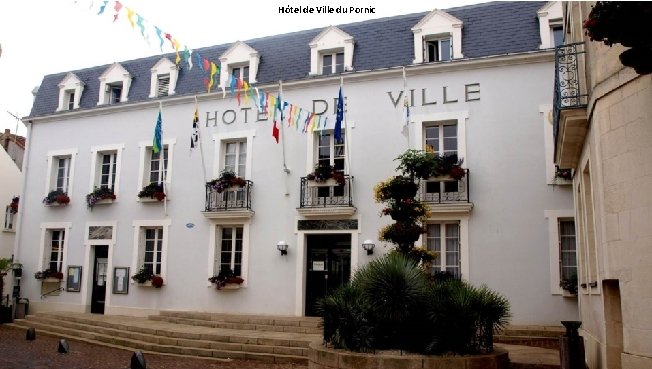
top-left (560, 274), bottom-right (578, 296)
top-left (395, 150), bottom-right (466, 180)
top-left (207, 170), bottom-right (247, 193)
top-left (86, 186), bottom-right (116, 210)
top-left (306, 163), bottom-right (346, 186)
top-left (378, 223), bottom-right (425, 247)
top-left (138, 183), bottom-right (166, 201)
top-left (555, 167), bottom-right (573, 181)
top-left (9, 196), bottom-right (19, 214)
top-left (374, 176), bottom-right (418, 201)
top-left (42, 190), bottom-right (70, 206)
top-left (208, 267), bottom-right (244, 290)
top-left (34, 269), bottom-right (64, 281)
top-left (583, 2), bottom-right (652, 74)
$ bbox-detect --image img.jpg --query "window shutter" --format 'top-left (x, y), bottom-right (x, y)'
top-left (157, 76), bottom-right (170, 97)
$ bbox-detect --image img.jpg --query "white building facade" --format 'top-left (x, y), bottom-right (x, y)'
top-left (17, 1), bottom-right (577, 325)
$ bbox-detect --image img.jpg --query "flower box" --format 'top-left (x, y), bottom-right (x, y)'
top-left (562, 289), bottom-right (577, 298)
top-left (43, 277), bottom-right (63, 283)
top-left (219, 283), bottom-right (242, 290)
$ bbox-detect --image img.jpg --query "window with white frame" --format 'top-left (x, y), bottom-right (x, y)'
top-left (66, 91), bottom-right (76, 110)
top-left (46, 150), bottom-right (76, 196)
top-left (4, 206), bottom-right (14, 230)
top-left (559, 219), bottom-right (577, 282)
top-left (231, 66), bottom-right (250, 84)
top-left (317, 132), bottom-right (345, 171)
top-left (551, 21), bottom-right (564, 47)
top-left (132, 220), bottom-right (170, 281)
top-left (99, 152), bottom-right (117, 189)
top-left (316, 132), bottom-right (346, 198)
top-left (47, 229), bottom-right (66, 272)
top-left (148, 147), bottom-right (168, 184)
top-left (426, 222), bottom-right (461, 278)
top-left (107, 83), bottom-right (122, 104)
top-left (424, 37), bottom-right (451, 62)
top-left (215, 226), bottom-right (243, 276)
top-left (321, 52), bottom-right (344, 75)
top-left (142, 227), bottom-right (163, 275)
top-left (424, 122), bottom-right (458, 195)
top-left (224, 140), bottom-right (247, 177)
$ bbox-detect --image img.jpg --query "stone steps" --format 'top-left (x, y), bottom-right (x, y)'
top-left (150, 311), bottom-right (322, 334)
top-left (10, 312), bottom-right (320, 364)
top-left (496, 325), bottom-right (564, 351)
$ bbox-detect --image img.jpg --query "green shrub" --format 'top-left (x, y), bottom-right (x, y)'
top-left (318, 253), bottom-right (511, 355)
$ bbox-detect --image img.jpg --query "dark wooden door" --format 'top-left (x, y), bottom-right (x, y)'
top-left (90, 246), bottom-right (108, 314)
top-left (305, 234), bottom-right (351, 316)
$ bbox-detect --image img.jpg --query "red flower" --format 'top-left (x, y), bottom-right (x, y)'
top-left (151, 275), bottom-right (164, 288)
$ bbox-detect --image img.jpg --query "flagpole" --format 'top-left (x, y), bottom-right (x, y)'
top-left (159, 101), bottom-right (168, 216)
top-left (341, 77), bottom-right (352, 174)
top-left (194, 96), bottom-right (208, 183)
top-left (279, 80), bottom-right (290, 175)
top-left (403, 67), bottom-right (411, 148)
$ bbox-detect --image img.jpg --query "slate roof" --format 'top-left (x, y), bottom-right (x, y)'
top-left (29, 1), bottom-right (546, 118)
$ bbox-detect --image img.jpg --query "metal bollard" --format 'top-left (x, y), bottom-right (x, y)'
top-left (560, 321), bottom-right (586, 369)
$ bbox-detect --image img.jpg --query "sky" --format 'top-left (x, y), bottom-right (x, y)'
top-left (0, 0), bottom-right (487, 136)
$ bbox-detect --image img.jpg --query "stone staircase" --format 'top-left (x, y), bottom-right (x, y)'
top-left (8, 311), bottom-right (322, 364)
top-left (495, 325), bottom-right (565, 351)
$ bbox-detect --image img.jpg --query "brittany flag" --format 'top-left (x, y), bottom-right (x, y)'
top-left (190, 105), bottom-right (199, 150)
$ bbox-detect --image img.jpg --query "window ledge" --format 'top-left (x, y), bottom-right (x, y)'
top-left (93, 198), bottom-right (116, 206)
top-left (44, 203), bottom-right (69, 207)
top-left (2, 228), bottom-right (15, 233)
top-left (426, 203), bottom-right (473, 214)
top-left (216, 283), bottom-right (243, 291)
top-left (137, 197), bottom-right (168, 203)
top-left (41, 278), bottom-right (63, 283)
top-left (297, 206), bottom-right (357, 218)
top-left (202, 210), bottom-right (254, 221)
top-left (134, 281), bottom-right (165, 288)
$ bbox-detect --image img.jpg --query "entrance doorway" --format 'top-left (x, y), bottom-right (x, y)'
top-left (603, 279), bottom-right (623, 369)
top-left (90, 246), bottom-right (108, 314)
top-left (305, 234), bottom-right (351, 316)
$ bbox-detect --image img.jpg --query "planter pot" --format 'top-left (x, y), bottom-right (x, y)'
top-left (562, 289), bottom-right (577, 297)
top-left (44, 202), bottom-right (68, 207)
top-left (219, 283), bottom-right (242, 290)
top-left (94, 198), bottom-right (115, 206)
top-left (42, 278), bottom-right (63, 283)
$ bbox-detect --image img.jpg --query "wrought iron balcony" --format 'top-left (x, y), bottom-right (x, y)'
top-left (553, 42), bottom-right (588, 142)
top-left (553, 42), bottom-right (589, 169)
top-left (205, 180), bottom-right (253, 212)
top-left (417, 170), bottom-right (471, 212)
top-left (299, 175), bottom-right (354, 209)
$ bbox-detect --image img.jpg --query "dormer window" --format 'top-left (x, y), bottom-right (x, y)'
top-left (322, 52), bottom-right (344, 75)
top-left (309, 27), bottom-right (354, 76)
top-left (424, 37), bottom-right (451, 62)
top-left (56, 73), bottom-right (84, 112)
top-left (537, 2), bottom-right (564, 49)
top-left (412, 10), bottom-right (463, 64)
top-left (98, 63), bottom-right (131, 106)
top-left (219, 42), bottom-right (260, 87)
top-left (231, 66), bottom-right (250, 83)
top-left (149, 58), bottom-right (178, 98)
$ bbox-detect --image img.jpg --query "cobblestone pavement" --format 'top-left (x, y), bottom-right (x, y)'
top-left (0, 326), bottom-right (308, 369)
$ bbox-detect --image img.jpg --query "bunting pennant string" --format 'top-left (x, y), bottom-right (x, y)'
top-left (80, 0), bottom-right (341, 138)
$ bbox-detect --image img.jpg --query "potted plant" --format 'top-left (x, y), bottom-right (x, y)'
top-left (306, 163), bottom-right (346, 186)
top-left (9, 196), bottom-right (18, 214)
top-left (207, 170), bottom-right (247, 193)
top-left (395, 150), bottom-right (466, 181)
top-left (34, 269), bottom-right (64, 282)
top-left (560, 274), bottom-right (578, 296)
top-left (42, 190), bottom-right (70, 206)
top-left (86, 186), bottom-right (116, 209)
top-left (131, 267), bottom-right (154, 284)
top-left (555, 166), bottom-right (573, 181)
top-left (138, 183), bottom-right (166, 201)
top-left (151, 275), bottom-right (164, 288)
top-left (208, 267), bottom-right (244, 290)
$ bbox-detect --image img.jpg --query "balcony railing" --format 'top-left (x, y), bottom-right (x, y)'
top-left (299, 175), bottom-right (353, 208)
top-left (553, 42), bottom-right (588, 142)
top-left (417, 170), bottom-right (470, 204)
top-left (205, 180), bottom-right (253, 212)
